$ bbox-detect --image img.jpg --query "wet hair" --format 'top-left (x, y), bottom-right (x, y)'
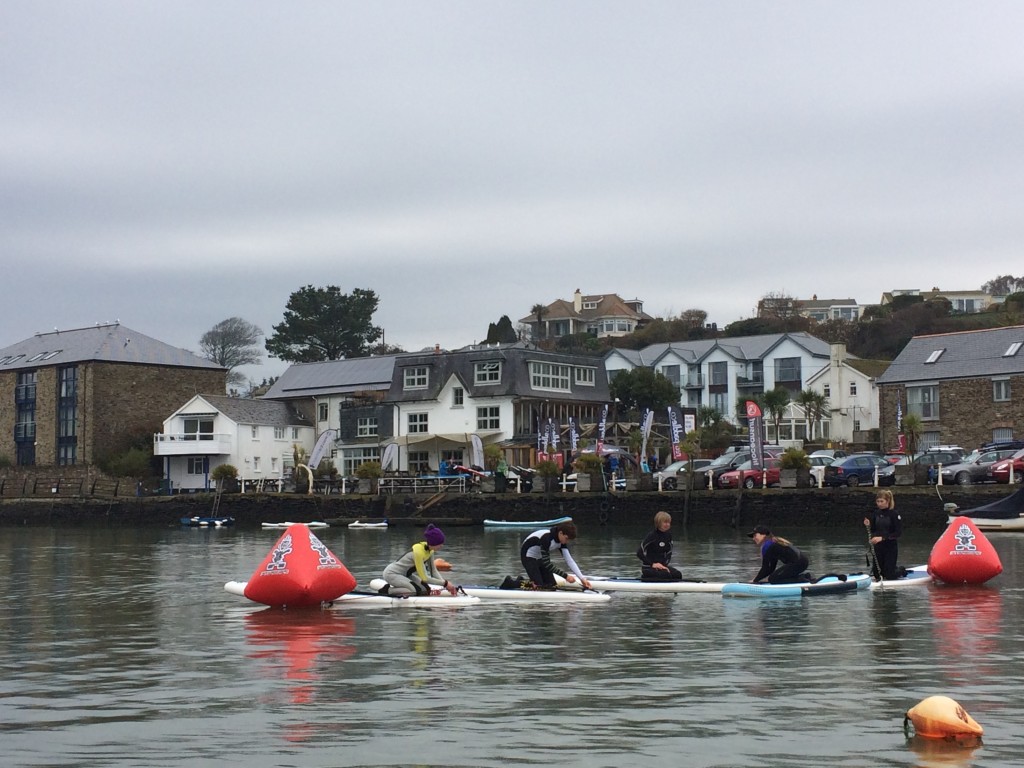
top-left (654, 511), bottom-right (672, 527)
top-left (553, 521), bottom-right (577, 540)
top-left (876, 490), bottom-right (895, 509)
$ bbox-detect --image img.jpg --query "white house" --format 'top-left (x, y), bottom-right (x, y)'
top-left (153, 394), bottom-right (315, 492)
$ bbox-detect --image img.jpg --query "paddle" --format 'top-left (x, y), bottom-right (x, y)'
top-left (865, 520), bottom-right (883, 585)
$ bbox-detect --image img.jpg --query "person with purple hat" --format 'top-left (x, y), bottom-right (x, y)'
top-left (747, 525), bottom-right (809, 584)
top-left (380, 524), bottom-right (457, 596)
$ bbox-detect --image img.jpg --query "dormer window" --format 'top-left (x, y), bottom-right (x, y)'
top-left (925, 349), bottom-right (945, 364)
top-left (474, 361), bottom-right (501, 384)
top-left (403, 366), bottom-right (428, 389)
top-left (1004, 342), bottom-right (1022, 357)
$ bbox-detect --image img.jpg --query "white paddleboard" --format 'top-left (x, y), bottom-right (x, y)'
top-left (348, 520), bottom-right (389, 529)
top-left (369, 578), bottom-right (610, 603)
top-left (261, 521), bottom-right (329, 529)
top-left (224, 580), bottom-right (478, 607)
top-left (557, 574), bottom-right (725, 593)
top-left (868, 565), bottom-right (933, 590)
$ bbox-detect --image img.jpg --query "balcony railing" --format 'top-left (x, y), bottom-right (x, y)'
top-left (153, 433), bottom-right (234, 456)
top-left (682, 374), bottom-right (704, 389)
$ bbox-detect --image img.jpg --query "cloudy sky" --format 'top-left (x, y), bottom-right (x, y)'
top-left (4, 2), bottom-right (1023, 383)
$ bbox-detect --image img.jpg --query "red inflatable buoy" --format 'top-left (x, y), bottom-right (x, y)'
top-left (928, 517), bottom-right (1003, 585)
top-left (244, 524), bottom-right (357, 607)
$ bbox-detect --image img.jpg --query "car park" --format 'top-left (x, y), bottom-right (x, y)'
top-left (653, 459), bottom-right (713, 490)
top-left (822, 454), bottom-right (896, 487)
top-left (982, 448), bottom-right (1024, 485)
top-left (718, 458), bottom-right (782, 489)
top-left (937, 448), bottom-right (1019, 486)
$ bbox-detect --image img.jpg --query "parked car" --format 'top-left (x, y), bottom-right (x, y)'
top-left (810, 449), bottom-right (849, 460)
top-left (989, 448), bottom-right (1024, 484)
top-left (653, 459), bottom-right (713, 490)
top-left (808, 455), bottom-right (833, 484)
top-left (937, 448), bottom-right (1019, 486)
top-left (705, 451), bottom-right (782, 487)
top-left (822, 454), bottom-right (896, 487)
top-left (892, 449), bottom-right (965, 483)
top-left (980, 439), bottom-right (1024, 452)
top-left (718, 458), bottom-right (782, 489)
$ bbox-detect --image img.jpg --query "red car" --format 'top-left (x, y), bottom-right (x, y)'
top-left (718, 458), bottom-right (781, 489)
top-left (989, 448), bottom-right (1024, 484)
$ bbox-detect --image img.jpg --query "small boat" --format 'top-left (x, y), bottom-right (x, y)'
top-left (348, 520), bottom-right (389, 529)
top-left (946, 489), bottom-right (1024, 531)
top-left (556, 574), bottom-right (725, 593)
top-left (869, 565), bottom-right (932, 590)
top-left (482, 515), bottom-right (572, 528)
top-left (369, 578), bottom-right (610, 603)
top-left (722, 573), bottom-right (871, 598)
top-left (260, 521), bottom-right (329, 530)
top-left (181, 515), bottom-right (234, 527)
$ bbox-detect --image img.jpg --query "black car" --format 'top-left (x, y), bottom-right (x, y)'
top-left (822, 454), bottom-right (896, 487)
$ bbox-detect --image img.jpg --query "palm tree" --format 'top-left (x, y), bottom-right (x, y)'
top-left (901, 413), bottom-right (923, 455)
top-left (530, 303), bottom-right (548, 342)
top-left (796, 389), bottom-right (829, 441)
top-left (763, 387), bottom-right (792, 443)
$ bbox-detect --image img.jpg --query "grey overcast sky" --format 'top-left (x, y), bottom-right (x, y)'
top-left (3, 2), bottom-right (1023, 384)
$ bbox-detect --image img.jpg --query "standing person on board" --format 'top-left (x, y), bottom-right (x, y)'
top-left (637, 511), bottom-right (683, 581)
top-left (380, 524), bottom-right (457, 596)
top-left (520, 521), bottom-right (592, 590)
top-left (748, 525), bottom-right (810, 584)
top-left (864, 489), bottom-right (902, 580)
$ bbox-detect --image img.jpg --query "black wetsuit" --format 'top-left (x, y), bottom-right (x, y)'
top-left (636, 528), bottom-right (682, 581)
top-left (866, 507), bottom-right (902, 579)
top-left (754, 541), bottom-right (809, 584)
top-left (520, 528), bottom-right (585, 588)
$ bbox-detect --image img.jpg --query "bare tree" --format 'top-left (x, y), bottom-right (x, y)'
top-left (200, 317), bottom-right (263, 389)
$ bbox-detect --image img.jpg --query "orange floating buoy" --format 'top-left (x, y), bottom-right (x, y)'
top-left (435, 557), bottom-right (452, 571)
top-left (905, 696), bottom-right (983, 742)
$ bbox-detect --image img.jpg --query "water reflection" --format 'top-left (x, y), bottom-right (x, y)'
top-left (907, 735), bottom-right (983, 768)
top-left (928, 586), bottom-right (1003, 683)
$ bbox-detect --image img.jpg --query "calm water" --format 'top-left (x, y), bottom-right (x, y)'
top-left (2, 520), bottom-right (1022, 768)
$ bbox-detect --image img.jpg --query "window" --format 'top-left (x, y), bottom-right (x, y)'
top-left (907, 385), bottom-right (939, 420)
top-left (475, 361), bottom-right (501, 384)
top-left (477, 406), bottom-right (500, 430)
top-left (822, 384), bottom-right (831, 398)
top-left (920, 431), bottom-right (940, 450)
top-left (187, 457), bottom-right (207, 475)
top-left (183, 417), bottom-right (214, 441)
top-left (711, 392), bottom-right (728, 414)
top-left (408, 413), bottom-right (429, 433)
top-left (252, 457), bottom-right (261, 472)
top-left (1004, 342), bottom-right (1022, 357)
top-left (57, 366), bottom-right (78, 465)
top-left (582, 300), bottom-right (598, 310)
top-left (530, 362), bottom-right (571, 391)
top-left (660, 365), bottom-right (680, 386)
top-left (271, 457), bottom-right (278, 473)
top-left (452, 387), bottom-right (464, 407)
top-left (925, 349), bottom-right (945, 364)
top-left (575, 367), bottom-right (596, 386)
top-left (341, 447), bottom-right (381, 475)
top-left (408, 451), bottom-right (430, 474)
top-left (318, 403), bottom-right (329, 422)
top-left (992, 428), bottom-right (1014, 443)
top-left (709, 361), bottom-right (727, 386)
top-left (849, 382), bottom-right (857, 396)
top-left (775, 357), bottom-right (801, 383)
top-left (291, 428), bottom-right (299, 440)
top-left (251, 425), bottom-right (259, 439)
top-left (994, 379), bottom-right (1011, 402)
top-left (404, 366), bottom-right (428, 389)
top-left (357, 417), bottom-right (378, 437)
top-left (274, 427), bottom-right (285, 439)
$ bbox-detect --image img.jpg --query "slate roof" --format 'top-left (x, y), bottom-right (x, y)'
top-left (606, 332), bottom-right (836, 367)
top-left (195, 394), bottom-right (309, 427)
top-left (262, 354), bottom-right (407, 399)
top-left (876, 326), bottom-right (1024, 385)
top-left (0, 323), bottom-right (223, 372)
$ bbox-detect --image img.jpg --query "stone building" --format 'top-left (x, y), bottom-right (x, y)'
top-left (0, 323), bottom-right (225, 467)
top-left (876, 325), bottom-right (1024, 450)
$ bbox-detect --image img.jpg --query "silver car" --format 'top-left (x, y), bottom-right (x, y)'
top-left (938, 448), bottom-right (1019, 485)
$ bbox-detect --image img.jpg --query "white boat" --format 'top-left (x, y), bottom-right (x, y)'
top-left (556, 574), bottom-right (725, 593)
top-left (482, 516), bottom-right (572, 528)
top-left (224, 580), bottom-right (478, 608)
top-left (260, 521), bottom-right (329, 530)
top-left (369, 578), bottom-right (609, 603)
top-left (945, 489), bottom-right (1024, 531)
top-left (348, 520), bottom-right (389, 529)
top-left (869, 565), bottom-right (932, 590)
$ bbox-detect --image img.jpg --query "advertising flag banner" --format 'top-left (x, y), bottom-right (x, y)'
top-left (596, 404), bottom-right (609, 455)
top-left (639, 409), bottom-right (654, 467)
top-left (308, 429), bottom-right (338, 470)
top-left (745, 401), bottom-right (764, 471)
top-left (667, 406), bottom-right (685, 461)
top-left (548, 418), bottom-right (559, 452)
top-left (537, 416), bottom-right (543, 455)
top-left (568, 417), bottom-right (580, 454)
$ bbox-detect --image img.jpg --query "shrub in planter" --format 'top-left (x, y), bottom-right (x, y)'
top-left (535, 459), bottom-right (562, 493)
top-left (778, 449), bottom-right (811, 488)
top-left (211, 463), bottom-right (239, 493)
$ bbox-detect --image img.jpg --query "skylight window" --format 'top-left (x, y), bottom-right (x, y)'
top-left (925, 349), bottom-right (945, 364)
top-left (1004, 342), bottom-right (1023, 357)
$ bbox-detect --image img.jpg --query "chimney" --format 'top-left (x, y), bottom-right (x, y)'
top-left (574, 288), bottom-right (582, 313)
top-left (434, 344), bottom-right (440, 354)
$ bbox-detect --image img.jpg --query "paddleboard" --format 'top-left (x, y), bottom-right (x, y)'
top-left (556, 574), bottom-right (725, 593)
top-left (868, 565), bottom-right (932, 591)
top-left (348, 520), bottom-right (389, 529)
top-left (369, 578), bottom-right (610, 603)
top-left (261, 521), bottom-right (329, 529)
top-left (224, 580), bottom-right (479, 608)
top-left (722, 573), bottom-right (871, 598)
top-left (483, 516), bottom-right (572, 528)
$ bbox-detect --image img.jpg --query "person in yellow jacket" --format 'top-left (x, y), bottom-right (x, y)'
top-left (380, 524), bottom-right (457, 596)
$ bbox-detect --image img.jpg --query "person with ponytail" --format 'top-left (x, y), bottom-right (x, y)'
top-left (747, 525), bottom-right (810, 584)
top-left (864, 489), bottom-right (902, 580)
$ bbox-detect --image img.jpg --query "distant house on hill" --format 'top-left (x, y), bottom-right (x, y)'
top-left (519, 289), bottom-right (652, 341)
top-left (0, 323), bottom-right (225, 467)
top-left (880, 288), bottom-right (1003, 314)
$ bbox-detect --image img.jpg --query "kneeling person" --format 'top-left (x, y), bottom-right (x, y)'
top-left (521, 521), bottom-right (592, 590)
top-left (637, 511), bottom-right (682, 581)
top-left (382, 524), bottom-right (456, 596)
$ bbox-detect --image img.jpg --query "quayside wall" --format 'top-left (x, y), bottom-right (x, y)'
top-left (0, 486), bottom-right (1008, 532)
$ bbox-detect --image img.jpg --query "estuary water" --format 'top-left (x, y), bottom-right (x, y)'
top-left (1, 521), bottom-right (1022, 768)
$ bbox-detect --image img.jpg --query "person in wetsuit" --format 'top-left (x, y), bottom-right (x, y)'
top-left (748, 525), bottom-right (809, 584)
top-left (637, 511), bottom-right (682, 581)
top-left (864, 489), bottom-right (902, 580)
top-left (381, 524), bottom-right (456, 596)
top-left (520, 521), bottom-right (592, 590)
